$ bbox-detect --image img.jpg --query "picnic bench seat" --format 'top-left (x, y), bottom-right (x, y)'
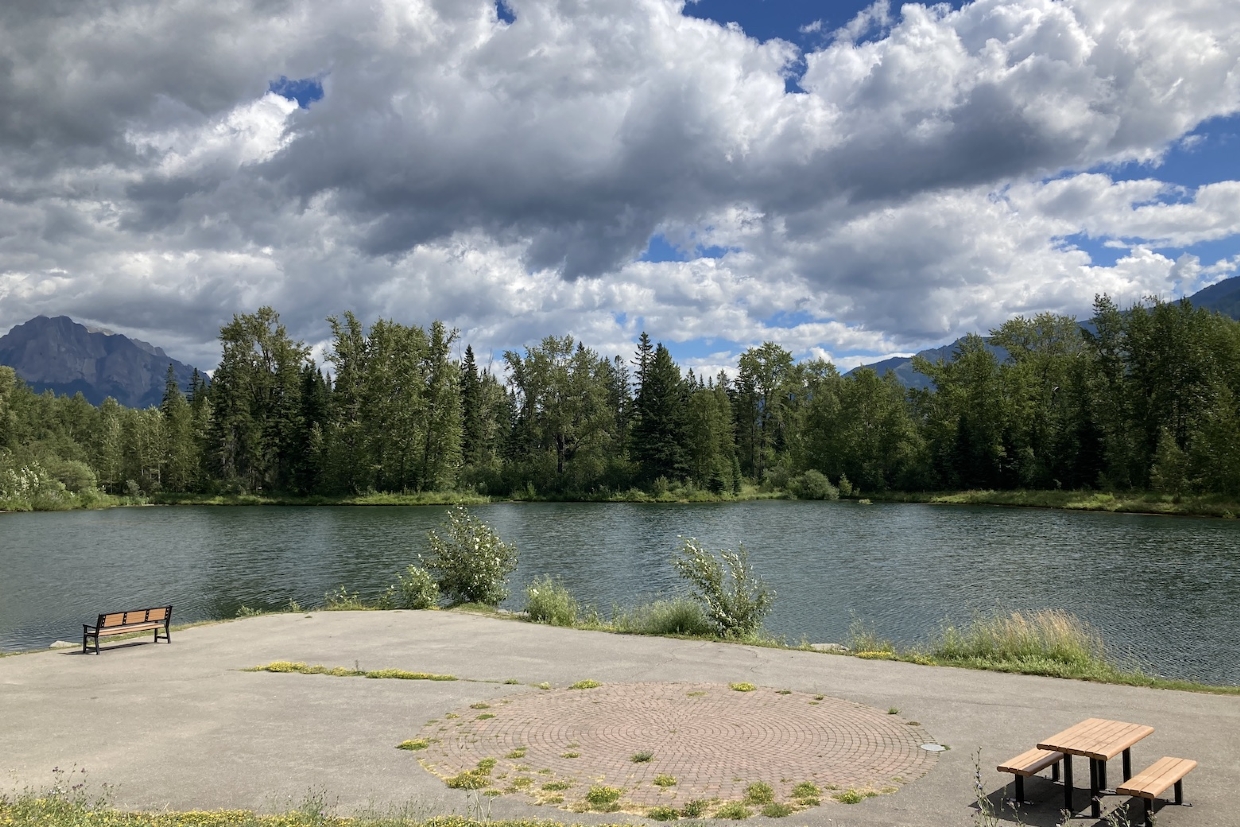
top-left (998, 747), bottom-right (1064, 804)
top-left (1116, 757), bottom-right (1197, 827)
top-left (82, 605), bottom-right (172, 654)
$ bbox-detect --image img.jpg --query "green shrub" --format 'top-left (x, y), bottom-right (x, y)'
top-left (675, 538), bottom-right (773, 638)
top-left (791, 781), bottom-right (820, 802)
top-left (761, 803), bottom-right (794, 818)
top-left (612, 598), bottom-right (713, 636)
top-left (714, 802), bottom-right (752, 819)
top-left (395, 565), bottom-right (439, 609)
top-left (630, 750), bottom-right (654, 763)
top-left (743, 782), bottom-right (774, 805)
top-left (679, 800), bottom-right (708, 818)
top-left (585, 785), bottom-right (622, 810)
top-left (648, 806), bottom-right (680, 821)
top-left (652, 774), bottom-right (677, 787)
top-left (789, 470), bottom-right (838, 500)
top-left (523, 576), bottom-right (578, 626)
top-left (424, 506), bottom-right (518, 606)
top-left (846, 618), bottom-right (895, 655)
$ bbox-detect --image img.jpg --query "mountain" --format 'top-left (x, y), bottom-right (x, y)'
top-left (1187, 276), bottom-right (1240, 320)
top-left (0, 315), bottom-right (205, 408)
top-left (849, 338), bottom-right (1008, 390)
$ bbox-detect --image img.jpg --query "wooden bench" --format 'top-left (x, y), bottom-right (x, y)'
top-left (998, 747), bottom-right (1064, 804)
top-left (82, 606), bottom-right (172, 654)
top-left (1117, 757), bottom-right (1197, 827)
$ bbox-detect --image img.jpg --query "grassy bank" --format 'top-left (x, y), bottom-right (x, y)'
top-left (152, 484), bottom-right (786, 508)
top-left (867, 488), bottom-right (1240, 518)
top-left (844, 609), bottom-right (1240, 696)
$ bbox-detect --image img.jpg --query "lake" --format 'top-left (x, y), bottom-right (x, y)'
top-left (2, 501), bottom-right (1238, 685)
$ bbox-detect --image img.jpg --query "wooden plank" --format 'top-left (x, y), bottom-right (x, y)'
top-left (101, 612), bottom-right (126, 627)
top-left (998, 748), bottom-right (1062, 776)
top-left (147, 607), bottom-right (168, 621)
top-left (1117, 758), bottom-right (1197, 799)
top-left (1039, 718), bottom-right (1153, 759)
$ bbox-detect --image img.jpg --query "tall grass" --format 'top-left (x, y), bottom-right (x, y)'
top-left (928, 609), bottom-right (1116, 678)
top-left (523, 577), bottom-right (578, 627)
top-left (611, 598), bottom-right (714, 637)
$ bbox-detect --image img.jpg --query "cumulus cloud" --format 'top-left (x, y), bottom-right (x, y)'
top-left (0, 0), bottom-right (1239, 371)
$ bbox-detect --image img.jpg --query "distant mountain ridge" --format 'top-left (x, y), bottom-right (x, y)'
top-left (0, 315), bottom-right (204, 408)
top-left (852, 275), bottom-right (1240, 387)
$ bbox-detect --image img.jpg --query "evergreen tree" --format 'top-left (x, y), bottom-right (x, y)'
top-left (630, 342), bottom-right (688, 484)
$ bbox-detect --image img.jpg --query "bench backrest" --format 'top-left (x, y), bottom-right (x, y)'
top-left (97, 606), bottom-right (171, 628)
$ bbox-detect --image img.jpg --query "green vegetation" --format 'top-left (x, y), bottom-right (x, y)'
top-left (583, 786), bottom-right (622, 812)
top-left (567, 679), bottom-right (600, 690)
top-left (760, 803), bottom-right (794, 818)
top-left (646, 806), bottom-right (679, 821)
top-left (678, 800), bottom-right (707, 819)
top-left (629, 751), bottom-right (653, 763)
top-left (712, 802), bottom-right (751, 819)
top-left (675, 539), bottom-right (773, 638)
top-left (832, 789), bottom-right (877, 804)
top-left (742, 783), bottom-right (774, 806)
top-left (610, 598), bottom-right (713, 637)
top-left (523, 577), bottom-right (578, 626)
top-left (424, 506), bottom-right (518, 606)
top-left (790, 782), bottom-right (820, 806)
top-left (539, 781), bottom-right (570, 792)
top-left (247, 662), bottom-right (456, 681)
top-left (729, 682), bottom-right (756, 692)
top-left (651, 775), bottom-right (677, 788)
top-left (13, 296), bottom-right (1240, 519)
top-left (397, 739), bottom-right (429, 751)
top-left (395, 566), bottom-right (439, 610)
top-left (505, 748), bottom-right (526, 759)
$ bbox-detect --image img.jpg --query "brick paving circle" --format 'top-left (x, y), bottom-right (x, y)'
top-left (416, 682), bottom-right (937, 813)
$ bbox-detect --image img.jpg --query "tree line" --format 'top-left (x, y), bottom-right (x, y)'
top-left (4, 294), bottom-right (1240, 507)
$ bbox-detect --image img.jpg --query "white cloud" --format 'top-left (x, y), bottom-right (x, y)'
top-left (0, 0), bottom-right (1239, 371)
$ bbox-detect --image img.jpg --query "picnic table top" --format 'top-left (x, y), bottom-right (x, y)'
top-left (1038, 717), bottom-right (1154, 761)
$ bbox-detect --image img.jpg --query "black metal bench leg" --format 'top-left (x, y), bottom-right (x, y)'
top-left (1063, 755), bottom-right (1074, 812)
top-left (1090, 759), bottom-right (1102, 818)
top-left (1100, 757), bottom-right (1108, 791)
top-left (1014, 775), bottom-right (1025, 804)
top-left (1143, 797), bottom-right (1153, 827)
top-left (1174, 779), bottom-right (1184, 805)
top-left (1052, 761), bottom-right (1060, 783)
top-left (1123, 748), bottom-right (1132, 781)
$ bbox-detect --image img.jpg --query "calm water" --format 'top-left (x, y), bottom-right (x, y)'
top-left (2, 502), bottom-right (1238, 685)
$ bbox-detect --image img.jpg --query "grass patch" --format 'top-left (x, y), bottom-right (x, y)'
top-left (647, 806), bottom-right (680, 821)
top-left (476, 713), bottom-right (495, 720)
top-left (832, 789), bottom-right (877, 804)
top-left (652, 775), bottom-right (677, 788)
top-left (611, 598), bottom-right (714, 637)
top-left (397, 739), bottom-right (429, 751)
top-left (506, 748), bottom-right (527, 759)
top-left (760, 803), bottom-right (794, 818)
top-left (630, 751), bottom-right (653, 763)
top-left (568, 679), bottom-right (600, 689)
top-left (540, 781), bottom-right (571, 792)
top-left (868, 487), bottom-right (1240, 519)
top-left (584, 785), bottom-right (622, 811)
top-left (248, 662), bottom-right (457, 681)
top-left (470, 702), bottom-right (490, 709)
top-left (742, 783), bottom-right (774, 806)
top-left (729, 682), bottom-right (756, 692)
top-left (679, 800), bottom-right (708, 818)
top-left (713, 802), bottom-right (751, 819)
top-left (559, 752), bottom-right (580, 759)
top-left (791, 781), bottom-right (820, 805)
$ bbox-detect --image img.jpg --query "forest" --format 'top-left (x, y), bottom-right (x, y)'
top-left (4, 295), bottom-right (1240, 510)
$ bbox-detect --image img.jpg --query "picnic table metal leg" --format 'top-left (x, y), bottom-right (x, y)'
top-left (1122, 748), bottom-right (1132, 781)
top-left (1099, 757), bottom-right (1108, 791)
top-left (1090, 760), bottom-right (1102, 818)
top-left (1174, 780), bottom-right (1185, 806)
top-left (1063, 755), bottom-right (1073, 812)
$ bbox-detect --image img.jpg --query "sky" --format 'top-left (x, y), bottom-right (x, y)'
top-left (1, 0), bottom-right (1239, 376)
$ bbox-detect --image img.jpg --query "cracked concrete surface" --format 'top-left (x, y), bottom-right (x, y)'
top-left (2, 610), bottom-right (1237, 826)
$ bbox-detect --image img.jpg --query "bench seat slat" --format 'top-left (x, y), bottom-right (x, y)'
top-left (95, 622), bottom-right (164, 636)
top-left (1116, 757), bottom-right (1197, 800)
top-left (998, 748), bottom-right (1063, 776)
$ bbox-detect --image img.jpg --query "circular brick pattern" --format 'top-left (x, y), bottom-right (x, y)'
top-left (416, 682), bottom-right (937, 812)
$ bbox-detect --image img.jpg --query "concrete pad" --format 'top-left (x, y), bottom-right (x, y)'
top-left (1, 610), bottom-right (1237, 826)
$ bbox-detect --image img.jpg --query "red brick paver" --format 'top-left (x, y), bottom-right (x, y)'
top-left (417, 682), bottom-right (938, 812)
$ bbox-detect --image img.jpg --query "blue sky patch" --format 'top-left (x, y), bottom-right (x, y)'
top-left (496, 1), bottom-right (515, 24)
top-left (269, 76), bottom-right (324, 108)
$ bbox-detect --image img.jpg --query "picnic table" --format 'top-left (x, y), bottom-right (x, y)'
top-left (1038, 717), bottom-right (1154, 818)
